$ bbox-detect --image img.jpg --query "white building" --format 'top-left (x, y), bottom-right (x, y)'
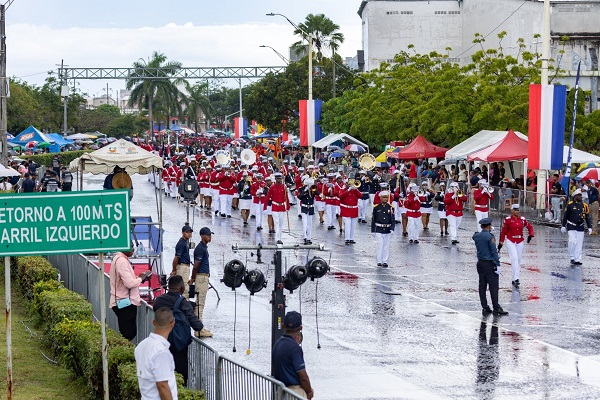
top-left (358, 0), bottom-right (600, 109)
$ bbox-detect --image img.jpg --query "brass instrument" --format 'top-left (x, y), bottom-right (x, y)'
top-left (240, 149), bottom-right (256, 166)
top-left (348, 179), bottom-right (361, 189)
top-left (358, 153), bottom-right (376, 171)
top-left (457, 189), bottom-right (464, 196)
top-left (215, 150), bottom-right (231, 166)
top-left (311, 171), bottom-right (320, 179)
top-left (417, 189), bottom-right (425, 197)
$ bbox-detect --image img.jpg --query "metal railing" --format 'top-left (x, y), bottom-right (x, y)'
top-left (46, 253), bottom-right (305, 400)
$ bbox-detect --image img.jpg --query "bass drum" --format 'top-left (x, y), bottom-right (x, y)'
top-left (358, 153), bottom-right (376, 171)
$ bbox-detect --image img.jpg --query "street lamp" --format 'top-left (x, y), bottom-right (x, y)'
top-left (266, 12), bottom-right (313, 100)
top-left (259, 45), bottom-right (289, 65)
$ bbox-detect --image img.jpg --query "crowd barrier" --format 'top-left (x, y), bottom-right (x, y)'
top-left (46, 254), bottom-right (305, 400)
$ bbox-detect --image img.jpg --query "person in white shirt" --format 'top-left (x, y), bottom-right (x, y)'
top-left (135, 307), bottom-right (178, 400)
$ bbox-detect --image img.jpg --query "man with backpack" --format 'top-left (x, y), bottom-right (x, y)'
top-left (153, 275), bottom-right (203, 385)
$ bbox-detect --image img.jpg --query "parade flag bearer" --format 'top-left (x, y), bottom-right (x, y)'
top-left (561, 189), bottom-right (592, 265)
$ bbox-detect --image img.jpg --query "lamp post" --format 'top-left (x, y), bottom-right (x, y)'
top-left (266, 13), bottom-right (312, 100)
top-left (259, 45), bottom-right (289, 65)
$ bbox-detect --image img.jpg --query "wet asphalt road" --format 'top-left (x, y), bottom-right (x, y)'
top-left (89, 174), bottom-right (600, 399)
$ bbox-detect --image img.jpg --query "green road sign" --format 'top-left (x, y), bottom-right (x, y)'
top-left (0, 190), bottom-right (131, 256)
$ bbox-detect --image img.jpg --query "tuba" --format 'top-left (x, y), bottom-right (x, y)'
top-left (240, 148), bottom-right (256, 166)
top-left (359, 153), bottom-right (376, 171)
top-left (215, 150), bottom-right (231, 166)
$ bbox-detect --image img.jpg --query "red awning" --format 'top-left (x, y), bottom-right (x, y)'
top-left (467, 130), bottom-right (528, 162)
top-left (389, 135), bottom-right (448, 159)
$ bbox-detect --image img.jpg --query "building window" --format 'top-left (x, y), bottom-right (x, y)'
top-left (400, 11), bottom-right (413, 15)
top-left (386, 11), bottom-right (399, 15)
top-left (448, 11), bottom-right (461, 15)
top-left (435, 11), bottom-right (447, 15)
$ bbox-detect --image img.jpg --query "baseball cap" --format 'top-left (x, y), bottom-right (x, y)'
top-left (182, 225), bottom-right (193, 233)
top-left (479, 218), bottom-right (493, 226)
top-left (199, 227), bottom-right (214, 236)
top-left (284, 311), bottom-right (302, 330)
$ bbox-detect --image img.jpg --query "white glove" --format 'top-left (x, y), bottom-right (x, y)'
top-left (452, 193), bottom-right (457, 199)
top-left (495, 266), bottom-right (501, 275)
top-left (589, 228), bottom-right (593, 235)
top-left (560, 227), bottom-right (567, 234)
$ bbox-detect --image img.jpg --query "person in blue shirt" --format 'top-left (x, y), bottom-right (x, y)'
top-left (190, 227), bottom-right (214, 338)
top-left (472, 218), bottom-right (508, 316)
top-left (272, 311), bottom-right (314, 399)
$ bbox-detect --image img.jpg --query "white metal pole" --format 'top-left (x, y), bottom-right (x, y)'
top-left (239, 78), bottom-right (243, 135)
top-left (537, 0), bottom-right (551, 209)
top-left (99, 252), bottom-right (109, 400)
top-left (5, 255), bottom-right (12, 400)
top-left (308, 33), bottom-right (313, 101)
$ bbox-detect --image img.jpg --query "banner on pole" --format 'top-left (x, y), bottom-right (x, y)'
top-left (299, 99), bottom-right (323, 147)
top-left (234, 117), bottom-right (248, 138)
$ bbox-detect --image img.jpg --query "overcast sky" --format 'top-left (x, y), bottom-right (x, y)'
top-left (7, 0), bottom-right (362, 97)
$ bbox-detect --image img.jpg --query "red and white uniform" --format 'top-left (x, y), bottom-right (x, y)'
top-left (198, 170), bottom-right (210, 195)
top-left (443, 191), bottom-right (468, 241)
top-left (339, 187), bottom-right (362, 241)
top-left (217, 170), bottom-right (236, 216)
top-left (323, 183), bottom-right (338, 228)
top-left (315, 182), bottom-right (326, 212)
top-left (251, 180), bottom-right (267, 227)
top-left (210, 169), bottom-right (221, 212)
top-left (404, 192), bottom-right (422, 241)
top-left (168, 165), bottom-right (179, 198)
top-left (500, 215), bottom-right (535, 282)
top-left (264, 182), bottom-right (289, 242)
top-left (473, 188), bottom-right (494, 232)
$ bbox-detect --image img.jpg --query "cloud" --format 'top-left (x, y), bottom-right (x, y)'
top-left (7, 21), bottom-right (361, 93)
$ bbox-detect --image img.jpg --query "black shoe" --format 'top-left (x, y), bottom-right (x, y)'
top-left (423, 227), bottom-right (428, 230)
top-left (320, 220), bottom-right (324, 224)
top-left (409, 239), bottom-right (414, 243)
top-left (493, 307), bottom-right (508, 315)
top-left (215, 210), bottom-right (219, 215)
top-left (276, 240), bottom-right (283, 245)
top-left (256, 226), bottom-right (262, 231)
top-left (269, 230), bottom-right (275, 234)
top-left (403, 232), bottom-right (408, 237)
top-left (190, 202), bottom-right (197, 207)
top-left (350, 240), bottom-right (356, 244)
top-left (298, 215), bottom-right (302, 219)
top-left (345, 240), bottom-right (351, 245)
top-left (440, 231), bottom-right (444, 237)
top-left (445, 231), bottom-right (449, 235)
top-left (243, 221), bottom-right (248, 226)
top-left (482, 307), bottom-right (493, 315)
top-left (512, 280), bottom-right (520, 287)
top-left (451, 240), bottom-right (459, 244)
top-left (307, 240), bottom-right (312, 245)
top-left (227, 215), bottom-right (232, 218)
top-left (574, 261), bottom-right (582, 265)
top-left (382, 263), bottom-right (388, 268)
top-left (327, 226), bottom-right (335, 230)
top-left (570, 259), bottom-right (576, 264)
top-left (414, 240), bottom-right (419, 244)
top-left (377, 263), bottom-right (383, 267)
top-left (251, 215), bottom-right (256, 219)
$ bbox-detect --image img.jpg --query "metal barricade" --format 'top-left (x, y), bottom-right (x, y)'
top-left (188, 338), bottom-right (218, 398)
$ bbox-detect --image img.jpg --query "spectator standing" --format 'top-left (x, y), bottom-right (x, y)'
top-left (586, 179), bottom-right (599, 235)
top-left (135, 307), bottom-right (178, 400)
top-left (189, 227), bottom-right (214, 338)
top-left (272, 311), bottom-right (314, 399)
top-left (110, 247), bottom-right (151, 340)
top-left (171, 225), bottom-right (193, 299)
top-left (153, 276), bottom-right (203, 385)
top-left (20, 173), bottom-right (36, 193)
top-left (60, 166), bottom-right (73, 191)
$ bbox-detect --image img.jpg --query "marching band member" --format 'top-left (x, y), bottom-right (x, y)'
top-left (176, 162), bottom-right (186, 203)
top-left (250, 173), bottom-right (267, 231)
top-left (265, 172), bottom-right (290, 244)
top-left (404, 183), bottom-right (422, 243)
top-left (324, 173), bottom-right (338, 230)
top-left (295, 167), bottom-right (306, 218)
top-left (373, 182), bottom-right (389, 206)
top-left (264, 176), bottom-right (275, 234)
top-left (237, 172), bottom-right (253, 226)
top-left (357, 170), bottom-right (371, 224)
top-left (339, 179), bottom-right (362, 245)
top-left (315, 176), bottom-right (326, 225)
top-left (419, 182), bottom-right (435, 230)
top-left (473, 179), bottom-right (494, 232)
top-left (561, 189), bottom-right (593, 265)
top-left (210, 165), bottom-right (221, 215)
top-left (499, 204), bottom-right (534, 287)
top-left (334, 175), bottom-right (345, 232)
top-left (298, 178), bottom-right (319, 244)
top-left (444, 182), bottom-right (468, 244)
top-left (435, 183), bottom-right (448, 236)
top-left (371, 191), bottom-right (395, 267)
top-left (196, 166), bottom-right (208, 209)
top-left (169, 162), bottom-right (179, 199)
top-left (216, 165), bottom-right (237, 217)
top-left (397, 191), bottom-right (408, 237)
top-left (162, 161), bottom-right (172, 197)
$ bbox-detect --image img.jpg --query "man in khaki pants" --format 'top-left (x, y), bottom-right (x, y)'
top-left (585, 179), bottom-right (599, 235)
top-left (189, 227), bottom-right (214, 338)
top-left (171, 224), bottom-right (193, 299)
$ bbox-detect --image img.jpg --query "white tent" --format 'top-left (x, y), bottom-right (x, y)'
top-left (69, 139), bottom-right (163, 175)
top-left (312, 133), bottom-right (369, 151)
top-left (445, 130), bottom-right (527, 160)
top-left (563, 146), bottom-right (600, 163)
top-left (0, 164), bottom-right (20, 177)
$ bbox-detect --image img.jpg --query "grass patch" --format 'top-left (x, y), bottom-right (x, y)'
top-left (0, 274), bottom-right (92, 400)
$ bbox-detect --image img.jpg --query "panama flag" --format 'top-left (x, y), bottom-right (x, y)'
top-left (528, 84), bottom-right (567, 170)
top-left (299, 100), bottom-right (323, 147)
top-left (234, 117), bottom-right (248, 139)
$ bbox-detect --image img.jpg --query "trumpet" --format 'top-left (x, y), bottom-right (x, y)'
top-left (457, 189), bottom-right (464, 196)
top-left (348, 179), bottom-right (361, 189)
top-left (417, 190), bottom-right (425, 197)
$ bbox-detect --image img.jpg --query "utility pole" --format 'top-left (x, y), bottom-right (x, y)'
top-left (60, 60), bottom-right (69, 136)
top-left (0, 3), bottom-right (8, 167)
top-left (332, 49), bottom-right (336, 98)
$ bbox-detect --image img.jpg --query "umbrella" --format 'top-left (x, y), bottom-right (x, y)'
top-left (576, 167), bottom-right (600, 181)
top-left (7, 133), bottom-right (13, 139)
top-left (329, 152), bottom-right (345, 159)
top-left (345, 144), bottom-right (366, 153)
top-left (375, 161), bottom-right (389, 168)
top-left (327, 145), bottom-right (342, 151)
top-left (66, 133), bottom-right (92, 140)
top-left (37, 142), bottom-right (52, 149)
top-left (0, 164), bottom-right (20, 177)
top-left (107, 137), bottom-right (117, 143)
top-left (576, 162), bottom-right (600, 172)
top-left (26, 141), bottom-right (38, 149)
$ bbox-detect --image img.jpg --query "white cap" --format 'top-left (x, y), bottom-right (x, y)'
top-left (408, 183), bottom-right (417, 189)
top-left (450, 182), bottom-right (459, 188)
top-left (379, 190), bottom-right (390, 197)
top-left (572, 189), bottom-right (582, 196)
top-left (304, 178), bottom-right (314, 186)
top-left (380, 182), bottom-right (389, 187)
top-left (511, 203), bottom-right (520, 210)
top-left (243, 171), bottom-right (249, 176)
top-left (394, 170), bottom-right (401, 174)
top-left (478, 179), bottom-right (488, 185)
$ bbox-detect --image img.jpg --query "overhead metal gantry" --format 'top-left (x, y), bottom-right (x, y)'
top-left (57, 66), bottom-right (286, 81)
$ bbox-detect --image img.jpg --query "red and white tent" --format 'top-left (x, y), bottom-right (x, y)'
top-left (467, 130), bottom-right (529, 162)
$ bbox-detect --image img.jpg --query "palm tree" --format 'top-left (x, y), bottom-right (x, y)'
top-left (184, 82), bottom-right (213, 132)
top-left (126, 51), bottom-right (186, 135)
top-left (291, 14), bottom-right (345, 61)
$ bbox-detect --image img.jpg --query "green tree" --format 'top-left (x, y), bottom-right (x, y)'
top-left (291, 13), bottom-right (345, 61)
top-left (107, 114), bottom-right (147, 138)
top-left (7, 78), bottom-right (41, 133)
top-left (126, 51), bottom-right (185, 135)
top-left (74, 104), bottom-right (120, 133)
top-left (36, 76), bottom-right (86, 133)
top-left (184, 81), bottom-right (213, 132)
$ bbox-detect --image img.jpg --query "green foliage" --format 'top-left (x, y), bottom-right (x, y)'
top-left (16, 256), bottom-right (59, 300)
top-left (107, 114), bottom-right (148, 137)
top-left (32, 279), bottom-right (63, 311)
top-left (118, 363), bottom-right (206, 400)
top-left (36, 288), bottom-right (92, 330)
top-left (7, 78), bottom-right (42, 134)
top-left (291, 13), bottom-right (345, 59)
top-left (28, 149), bottom-right (90, 168)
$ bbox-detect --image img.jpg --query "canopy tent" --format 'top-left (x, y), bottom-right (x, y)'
top-left (445, 130), bottom-right (528, 160)
top-left (9, 126), bottom-right (55, 145)
top-left (67, 133), bottom-right (93, 140)
top-left (390, 135), bottom-right (447, 159)
top-left (0, 164), bottom-right (20, 178)
top-left (253, 131), bottom-right (280, 139)
top-left (69, 139), bottom-right (163, 175)
top-left (563, 146), bottom-right (600, 164)
top-left (467, 130), bottom-right (528, 162)
top-left (170, 124), bottom-right (183, 133)
top-left (312, 133), bottom-right (369, 151)
top-left (46, 133), bottom-right (74, 149)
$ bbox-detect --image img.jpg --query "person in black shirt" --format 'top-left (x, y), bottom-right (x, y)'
top-left (20, 173), bottom-right (36, 193)
top-left (152, 275), bottom-right (203, 386)
top-left (549, 174), bottom-right (564, 223)
top-left (60, 166), bottom-right (73, 191)
top-left (190, 227), bottom-right (214, 338)
top-left (171, 225), bottom-right (193, 298)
